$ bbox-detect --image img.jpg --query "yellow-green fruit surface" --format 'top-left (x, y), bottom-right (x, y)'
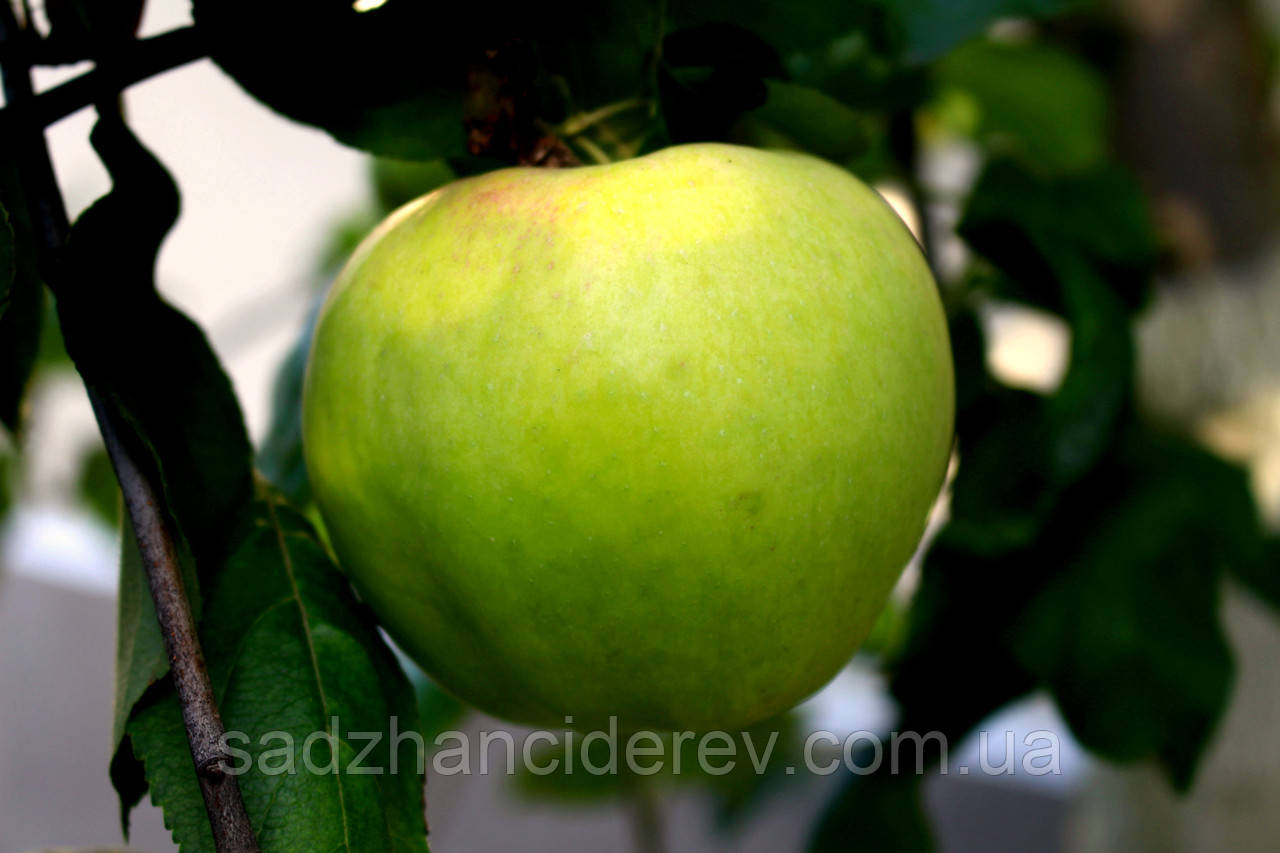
top-left (303, 143), bottom-right (954, 731)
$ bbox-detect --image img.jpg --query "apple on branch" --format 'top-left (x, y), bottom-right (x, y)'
top-left (302, 143), bottom-right (954, 732)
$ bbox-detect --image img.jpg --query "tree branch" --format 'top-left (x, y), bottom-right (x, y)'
top-left (0, 25), bottom-right (206, 131)
top-left (0, 6), bottom-right (257, 851)
top-left (92, 390), bottom-right (260, 852)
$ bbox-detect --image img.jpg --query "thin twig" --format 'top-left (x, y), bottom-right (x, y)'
top-left (0, 7), bottom-right (257, 851)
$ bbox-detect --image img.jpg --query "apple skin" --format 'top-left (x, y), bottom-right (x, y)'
top-left (302, 143), bottom-right (954, 732)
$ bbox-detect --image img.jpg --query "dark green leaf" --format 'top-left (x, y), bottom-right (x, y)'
top-left (891, 0), bottom-right (1091, 62)
top-left (658, 24), bottom-right (781, 144)
top-left (128, 496), bottom-right (429, 852)
top-left (77, 444), bottom-right (119, 524)
top-left (531, 1), bottom-right (661, 119)
top-left (960, 159), bottom-right (1157, 312)
top-left (372, 159), bottom-right (457, 215)
top-left (809, 773), bottom-right (933, 853)
top-left (1042, 251), bottom-right (1132, 483)
top-left (327, 93), bottom-right (468, 162)
top-left (193, 0), bottom-right (468, 160)
top-left (947, 301), bottom-right (989, 417)
top-left (944, 162), bottom-right (1152, 557)
top-left (1229, 538), bottom-right (1280, 614)
top-left (737, 81), bottom-right (873, 161)
top-left (890, 536), bottom-right (1039, 743)
top-left (54, 115), bottom-right (253, 822)
top-left (112, 513), bottom-right (203, 751)
top-left (0, 202), bottom-right (14, 313)
top-left (936, 40), bottom-right (1108, 173)
top-left (36, 288), bottom-right (71, 368)
top-left (944, 388), bottom-right (1059, 554)
top-left (56, 115), bottom-right (253, 576)
top-left (257, 302), bottom-right (319, 506)
top-left (1013, 427), bottom-right (1259, 789)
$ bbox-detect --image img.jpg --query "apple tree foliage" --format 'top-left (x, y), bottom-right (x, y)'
top-left (0, 0), bottom-right (1277, 851)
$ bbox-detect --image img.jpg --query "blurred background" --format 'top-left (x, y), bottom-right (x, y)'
top-left (2, 0), bottom-right (1279, 850)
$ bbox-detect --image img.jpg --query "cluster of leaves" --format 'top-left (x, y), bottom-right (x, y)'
top-left (1, 0), bottom-right (1277, 852)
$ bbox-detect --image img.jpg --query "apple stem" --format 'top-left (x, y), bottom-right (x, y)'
top-left (0, 8), bottom-right (258, 851)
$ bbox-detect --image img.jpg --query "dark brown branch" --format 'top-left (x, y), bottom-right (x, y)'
top-left (0, 6), bottom-right (257, 851)
top-left (91, 391), bottom-right (260, 852)
top-left (0, 25), bottom-right (206, 131)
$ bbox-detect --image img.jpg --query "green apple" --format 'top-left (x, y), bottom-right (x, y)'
top-left (303, 143), bottom-right (954, 732)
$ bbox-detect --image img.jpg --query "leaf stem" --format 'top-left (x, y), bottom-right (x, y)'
top-left (0, 8), bottom-right (257, 851)
top-left (558, 96), bottom-right (652, 136)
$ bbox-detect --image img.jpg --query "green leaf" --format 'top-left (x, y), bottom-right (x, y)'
top-left (372, 159), bottom-right (457, 215)
top-left (77, 444), bottom-right (120, 524)
top-left (111, 520), bottom-right (170, 751)
top-left (960, 159), bottom-right (1157, 312)
top-left (109, 523), bottom-right (170, 837)
top-left (1229, 538), bottom-right (1280, 614)
top-left (1042, 251), bottom-right (1133, 483)
top-left (944, 388), bottom-right (1059, 555)
top-left (935, 40), bottom-right (1108, 173)
top-left (327, 93), bottom-right (468, 162)
top-left (943, 161), bottom-right (1153, 555)
top-left (257, 303), bottom-right (318, 506)
top-left (53, 115), bottom-right (254, 823)
top-left (809, 773), bottom-right (933, 853)
top-left (890, 0), bottom-right (1091, 62)
top-left (128, 496), bottom-right (429, 852)
top-left (738, 81), bottom-right (873, 161)
top-left (1013, 427), bottom-right (1260, 789)
top-left (110, 506), bottom-right (205, 838)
